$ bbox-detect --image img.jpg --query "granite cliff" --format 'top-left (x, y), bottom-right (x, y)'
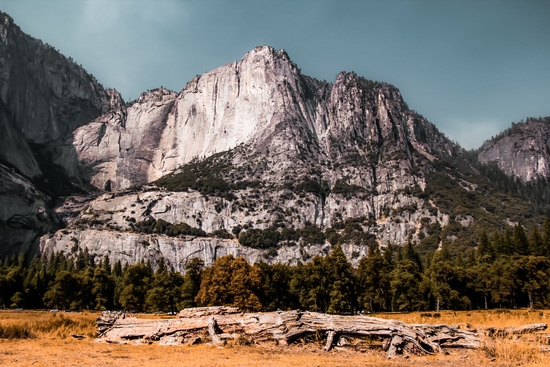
top-left (478, 117), bottom-right (550, 182)
top-left (39, 45), bottom-right (467, 269)
top-left (0, 11), bottom-right (109, 256)
top-left (0, 12), bottom-right (547, 270)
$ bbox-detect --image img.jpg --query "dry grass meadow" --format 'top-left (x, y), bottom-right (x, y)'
top-left (1, 309), bottom-right (550, 367)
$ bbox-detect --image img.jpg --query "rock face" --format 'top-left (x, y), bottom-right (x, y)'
top-left (41, 46), bottom-right (463, 268)
top-left (2, 11), bottom-right (547, 269)
top-left (478, 117), bottom-right (550, 182)
top-left (0, 11), bottom-right (110, 258)
top-left (71, 46), bottom-right (457, 192)
top-left (40, 228), bottom-right (371, 271)
top-left (0, 11), bottom-right (109, 153)
top-left (0, 164), bottom-right (58, 256)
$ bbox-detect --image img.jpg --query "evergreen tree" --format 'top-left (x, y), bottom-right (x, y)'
top-left (513, 223), bottom-right (530, 255)
top-left (23, 258), bottom-right (47, 309)
top-left (402, 240), bottom-right (423, 269)
top-left (102, 255), bottom-right (112, 275)
top-left (91, 267), bottom-right (114, 310)
top-left (180, 258), bottom-right (204, 309)
top-left (543, 218), bottom-right (550, 256)
top-left (146, 270), bottom-right (184, 313)
top-left (357, 244), bottom-right (392, 312)
top-left (516, 256), bottom-right (549, 309)
top-left (489, 257), bottom-right (517, 308)
top-left (76, 266), bottom-right (94, 310)
top-left (477, 229), bottom-right (492, 260)
top-left (471, 260), bottom-right (493, 310)
top-left (530, 226), bottom-right (545, 256)
top-left (325, 244), bottom-right (355, 313)
top-left (427, 249), bottom-right (452, 312)
top-left (117, 262), bottom-right (153, 312)
top-left (255, 262), bottom-right (297, 311)
top-left (391, 243), bottom-right (424, 311)
top-left (290, 257), bottom-right (329, 312)
top-left (43, 270), bottom-right (79, 310)
top-left (390, 258), bottom-right (424, 311)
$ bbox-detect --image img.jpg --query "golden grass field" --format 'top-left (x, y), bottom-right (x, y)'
top-left (1, 309), bottom-right (549, 367)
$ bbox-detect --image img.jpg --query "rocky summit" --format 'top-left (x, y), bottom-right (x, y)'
top-left (0, 11), bottom-right (548, 271)
top-left (478, 117), bottom-right (550, 182)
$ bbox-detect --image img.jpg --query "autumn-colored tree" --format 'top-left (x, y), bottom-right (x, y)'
top-left (195, 255), bottom-right (262, 311)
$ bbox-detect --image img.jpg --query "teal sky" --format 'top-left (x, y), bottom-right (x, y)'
top-left (1, 0), bottom-right (549, 149)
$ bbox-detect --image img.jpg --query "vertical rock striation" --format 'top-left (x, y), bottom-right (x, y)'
top-left (72, 46), bottom-right (458, 192)
top-left (41, 46), bottom-right (464, 268)
top-left (0, 11), bottom-right (110, 258)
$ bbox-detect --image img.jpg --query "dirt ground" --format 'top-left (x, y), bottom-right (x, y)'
top-left (0, 338), bottom-right (485, 367)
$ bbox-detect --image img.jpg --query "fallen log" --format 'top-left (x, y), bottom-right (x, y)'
top-left (96, 307), bottom-right (483, 357)
top-left (480, 323), bottom-right (548, 337)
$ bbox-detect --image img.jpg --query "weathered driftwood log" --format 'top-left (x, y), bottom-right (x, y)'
top-left (96, 307), bottom-right (484, 357)
top-left (480, 323), bottom-right (548, 337)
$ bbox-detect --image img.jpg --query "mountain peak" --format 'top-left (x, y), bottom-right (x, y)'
top-left (2, 11), bottom-right (549, 271)
top-left (478, 117), bottom-right (550, 181)
top-left (242, 45), bottom-right (289, 60)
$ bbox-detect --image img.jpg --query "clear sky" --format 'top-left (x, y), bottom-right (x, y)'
top-left (1, 0), bottom-right (549, 149)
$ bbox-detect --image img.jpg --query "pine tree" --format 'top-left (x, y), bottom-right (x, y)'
top-left (180, 258), bottom-right (204, 309)
top-left (529, 226), bottom-right (544, 256)
top-left (403, 240), bottom-right (423, 269)
top-left (255, 262), bottom-right (296, 311)
top-left (290, 257), bottom-right (328, 312)
top-left (391, 243), bottom-right (425, 312)
top-left (325, 244), bottom-right (355, 314)
top-left (357, 244), bottom-right (392, 312)
top-left (117, 262), bottom-right (153, 312)
top-left (427, 250), bottom-right (451, 311)
top-left (91, 267), bottom-right (114, 310)
top-left (472, 261), bottom-right (492, 310)
top-left (513, 223), bottom-right (530, 255)
top-left (516, 256), bottom-right (549, 310)
top-left (146, 270), bottom-right (184, 313)
top-left (43, 270), bottom-right (79, 310)
top-left (102, 255), bottom-right (112, 275)
top-left (477, 229), bottom-right (493, 260)
top-left (543, 218), bottom-right (550, 256)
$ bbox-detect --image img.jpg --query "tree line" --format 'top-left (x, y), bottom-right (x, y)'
top-left (2, 220), bottom-right (550, 313)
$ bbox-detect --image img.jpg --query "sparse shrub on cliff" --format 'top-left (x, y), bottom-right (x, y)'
top-left (295, 179), bottom-right (331, 197)
top-left (153, 152), bottom-right (260, 201)
top-left (209, 229), bottom-right (233, 239)
top-left (331, 180), bottom-right (367, 199)
top-left (298, 224), bottom-right (326, 245)
top-left (238, 228), bottom-right (281, 249)
top-left (133, 218), bottom-right (206, 237)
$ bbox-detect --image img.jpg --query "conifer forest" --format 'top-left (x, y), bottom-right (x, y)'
top-left (2, 220), bottom-right (550, 314)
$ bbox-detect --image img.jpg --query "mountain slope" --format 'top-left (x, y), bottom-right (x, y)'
top-left (70, 46), bottom-right (458, 192)
top-left (478, 117), bottom-right (550, 182)
top-left (41, 47), bottom-right (542, 269)
top-left (0, 12), bottom-right (547, 268)
top-left (0, 11), bottom-right (110, 257)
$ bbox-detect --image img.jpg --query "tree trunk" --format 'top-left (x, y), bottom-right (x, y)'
top-left (96, 307), bottom-right (484, 357)
top-left (369, 296), bottom-right (374, 313)
top-left (436, 297), bottom-right (440, 312)
top-left (484, 294), bottom-right (488, 310)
